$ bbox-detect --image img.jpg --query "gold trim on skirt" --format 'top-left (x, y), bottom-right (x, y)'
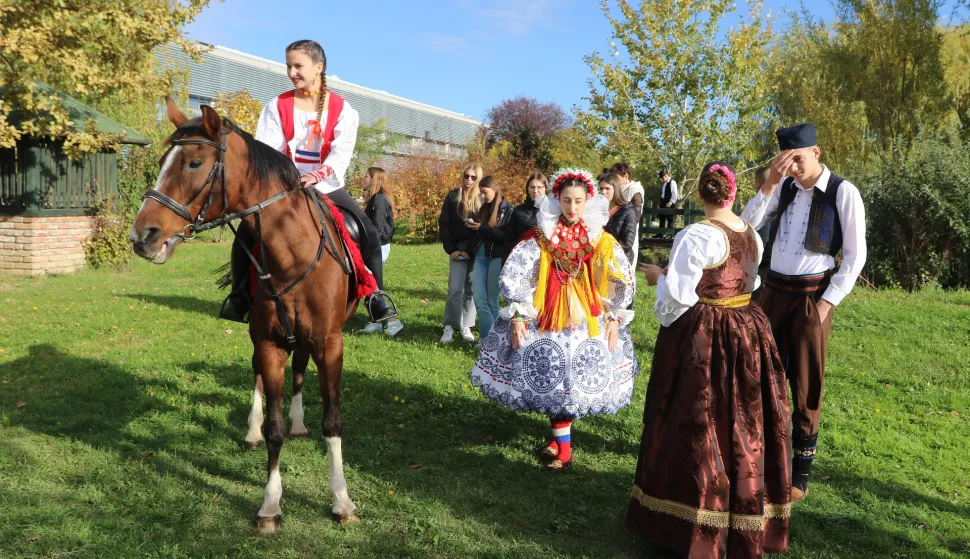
top-left (632, 485), bottom-right (791, 531)
top-left (698, 293), bottom-right (752, 308)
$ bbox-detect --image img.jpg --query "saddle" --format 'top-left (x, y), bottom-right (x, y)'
top-left (218, 196), bottom-right (378, 324)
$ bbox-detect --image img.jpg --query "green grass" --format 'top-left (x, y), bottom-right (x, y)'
top-left (0, 242), bottom-right (968, 558)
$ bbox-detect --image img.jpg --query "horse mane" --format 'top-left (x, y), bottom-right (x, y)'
top-left (165, 117), bottom-right (301, 198)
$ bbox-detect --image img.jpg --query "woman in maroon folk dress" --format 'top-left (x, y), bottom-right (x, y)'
top-left (627, 162), bottom-right (792, 559)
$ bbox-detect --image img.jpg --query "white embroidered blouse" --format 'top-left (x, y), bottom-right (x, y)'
top-left (654, 220), bottom-right (763, 327)
top-left (254, 94), bottom-right (360, 194)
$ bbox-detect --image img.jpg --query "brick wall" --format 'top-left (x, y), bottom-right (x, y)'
top-left (0, 216), bottom-right (93, 276)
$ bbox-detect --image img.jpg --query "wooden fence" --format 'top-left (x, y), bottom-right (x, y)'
top-left (640, 200), bottom-right (743, 248)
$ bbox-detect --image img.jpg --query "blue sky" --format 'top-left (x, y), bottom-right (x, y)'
top-left (183, 1), bottom-right (960, 122)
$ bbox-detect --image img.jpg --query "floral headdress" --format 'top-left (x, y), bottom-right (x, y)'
top-left (708, 164), bottom-right (737, 208)
top-left (549, 168), bottom-right (597, 200)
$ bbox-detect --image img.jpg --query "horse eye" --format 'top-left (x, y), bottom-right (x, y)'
top-left (189, 160), bottom-right (203, 169)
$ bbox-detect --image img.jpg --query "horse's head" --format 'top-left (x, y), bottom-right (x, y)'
top-left (130, 98), bottom-right (232, 264)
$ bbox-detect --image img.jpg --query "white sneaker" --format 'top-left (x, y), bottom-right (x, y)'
top-left (440, 326), bottom-right (454, 343)
top-left (357, 322), bottom-right (384, 335)
top-left (385, 320), bottom-right (404, 337)
top-left (460, 327), bottom-right (475, 343)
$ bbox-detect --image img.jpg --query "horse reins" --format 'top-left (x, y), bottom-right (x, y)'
top-left (144, 126), bottom-right (351, 345)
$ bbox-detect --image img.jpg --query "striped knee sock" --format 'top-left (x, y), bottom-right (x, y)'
top-left (551, 419), bottom-right (573, 463)
top-left (793, 432), bottom-right (818, 492)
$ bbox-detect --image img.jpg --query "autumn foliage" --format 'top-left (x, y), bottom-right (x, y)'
top-left (365, 155), bottom-right (535, 243)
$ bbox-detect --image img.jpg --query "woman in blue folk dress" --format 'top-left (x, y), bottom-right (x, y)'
top-left (470, 168), bottom-right (639, 471)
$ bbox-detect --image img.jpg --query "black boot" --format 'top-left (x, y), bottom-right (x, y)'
top-left (363, 243), bottom-right (398, 322)
top-left (792, 432), bottom-right (818, 501)
top-left (219, 232), bottom-right (254, 323)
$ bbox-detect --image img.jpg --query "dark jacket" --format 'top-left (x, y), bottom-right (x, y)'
top-left (502, 200), bottom-right (540, 260)
top-left (468, 199), bottom-right (513, 259)
top-left (438, 188), bottom-right (476, 255)
top-left (364, 190), bottom-right (394, 245)
top-left (604, 203), bottom-right (639, 263)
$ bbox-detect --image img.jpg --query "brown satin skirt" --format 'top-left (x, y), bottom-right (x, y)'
top-left (626, 301), bottom-right (792, 558)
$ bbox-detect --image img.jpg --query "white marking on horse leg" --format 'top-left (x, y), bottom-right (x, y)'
top-left (325, 436), bottom-right (357, 519)
top-left (257, 465), bottom-right (282, 518)
top-left (245, 385), bottom-right (264, 446)
top-left (289, 392), bottom-right (308, 437)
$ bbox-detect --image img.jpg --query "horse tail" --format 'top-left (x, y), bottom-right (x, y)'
top-left (215, 261), bottom-right (232, 290)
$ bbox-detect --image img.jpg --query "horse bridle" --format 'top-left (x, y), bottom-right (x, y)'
top-left (143, 127), bottom-right (351, 345)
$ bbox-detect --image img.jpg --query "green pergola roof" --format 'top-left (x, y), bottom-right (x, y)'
top-left (4, 83), bottom-right (151, 146)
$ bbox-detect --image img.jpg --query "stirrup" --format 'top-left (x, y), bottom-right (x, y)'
top-left (219, 293), bottom-right (251, 324)
top-left (366, 290), bottom-right (399, 323)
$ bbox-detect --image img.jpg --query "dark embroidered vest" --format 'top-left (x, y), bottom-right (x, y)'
top-left (766, 174), bottom-right (844, 258)
top-left (660, 181), bottom-right (673, 205)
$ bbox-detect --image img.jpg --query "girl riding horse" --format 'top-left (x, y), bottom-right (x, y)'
top-left (222, 39), bottom-right (398, 326)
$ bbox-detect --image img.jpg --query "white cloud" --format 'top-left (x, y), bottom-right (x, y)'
top-left (476, 0), bottom-right (557, 36)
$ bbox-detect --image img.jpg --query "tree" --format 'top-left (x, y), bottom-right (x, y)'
top-left (829, 0), bottom-right (951, 154)
top-left (0, 0), bottom-right (210, 158)
top-left (942, 25), bottom-right (970, 140)
top-left (213, 89), bottom-right (262, 135)
top-left (577, 0), bottom-right (775, 200)
top-left (349, 118), bottom-right (404, 179)
top-left (485, 96), bottom-right (569, 166)
top-left (767, 12), bottom-right (872, 174)
top-left (546, 126), bottom-right (604, 173)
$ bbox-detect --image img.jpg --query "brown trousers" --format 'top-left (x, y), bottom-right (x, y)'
top-left (758, 282), bottom-right (833, 437)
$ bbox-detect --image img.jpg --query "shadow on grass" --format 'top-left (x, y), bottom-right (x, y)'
top-left (2, 344), bottom-right (962, 557)
top-left (124, 293), bottom-right (222, 318)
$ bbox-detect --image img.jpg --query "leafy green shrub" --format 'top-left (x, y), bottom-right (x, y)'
top-left (84, 197), bottom-right (132, 269)
top-left (863, 125), bottom-right (970, 290)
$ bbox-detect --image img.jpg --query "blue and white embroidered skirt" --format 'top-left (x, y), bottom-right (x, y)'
top-left (470, 315), bottom-right (638, 419)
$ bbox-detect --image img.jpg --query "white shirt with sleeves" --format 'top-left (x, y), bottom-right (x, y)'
top-left (741, 165), bottom-right (866, 306)
top-left (662, 180), bottom-right (679, 205)
top-left (254, 95), bottom-right (360, 193)
top-left (653, 221), bottom-right (763, 327)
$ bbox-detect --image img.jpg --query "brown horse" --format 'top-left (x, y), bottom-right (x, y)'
top-left (130, 99), bottom-right (360, 531)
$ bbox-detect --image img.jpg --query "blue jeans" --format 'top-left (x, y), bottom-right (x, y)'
top-left (472, 245), bottom-right (503, 337)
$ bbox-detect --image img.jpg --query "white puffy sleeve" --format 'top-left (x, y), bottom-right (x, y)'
top-left (311, 101), bottom-right (360, 193)
top-left (600, 238), bottom-right (636, 326)
top-left (654, 223), bottom-right (726, 327)
top-left (499, 238), bottom-right (541, 320)
top-left (254, 100), bottom-right (287, 154)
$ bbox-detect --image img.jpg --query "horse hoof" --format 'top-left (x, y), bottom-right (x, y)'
top-left (257, 514), bottom-right (282, 533)
top-left (290, 431), bottom-right (310, 440)
top-left (243, 439), bottom-right (263, 451)
top-left (335, 511), bottom-right (360, 525)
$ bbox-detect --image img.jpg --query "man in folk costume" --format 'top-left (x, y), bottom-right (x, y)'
top-left (742, 123), bottom-right (867, 502)
top-left (657, 169), bottom-right (678, 232)
top-left (222, 39), bottom-right (397, 324)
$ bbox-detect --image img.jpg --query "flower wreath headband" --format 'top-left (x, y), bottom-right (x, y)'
top-left (707, 164), bottom-right (738, 208)
top-left (549, 168), bottom-right (597, 200)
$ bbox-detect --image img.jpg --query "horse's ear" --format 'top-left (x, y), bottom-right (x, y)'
top-left (200, 105), bottom-right (222, 141)
top-left (165, 96), bottom-right (189, 128)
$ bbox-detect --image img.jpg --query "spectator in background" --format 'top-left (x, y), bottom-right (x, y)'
top-left (358, 167), bottom-right (404, 336)
top-left (438, 163), bottom-right (482, 344)
top-left (657, 169), bottom-right (678, 232)
top-left (467, 176), bottom-right (513, 340)
top-left (502, 172), bottom-right (547, 262)
top-left (601, 173), bottom-right (639, 267)
top-left (610, 161), bottom-right (645, 215)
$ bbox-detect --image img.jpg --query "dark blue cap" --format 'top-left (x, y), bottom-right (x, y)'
top-left (776, 123), bottom-right (817, 150)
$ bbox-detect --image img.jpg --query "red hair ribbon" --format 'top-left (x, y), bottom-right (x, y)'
top-left (306, 120), bottom-right (324, 150)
